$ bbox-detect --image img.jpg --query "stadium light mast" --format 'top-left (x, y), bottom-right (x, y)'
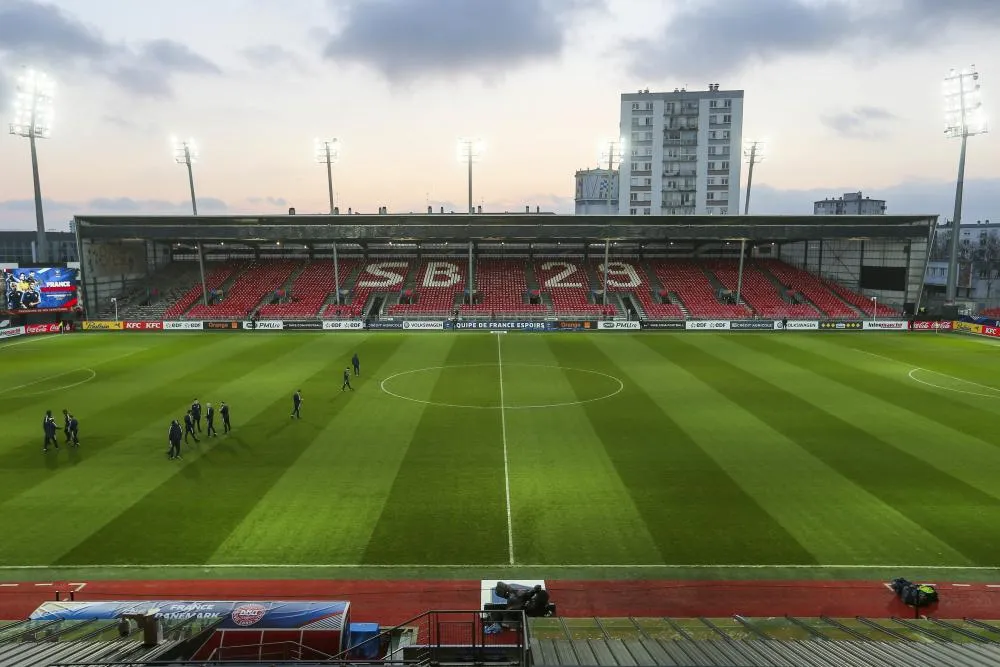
top-left (315, 138), bottom-right (342, 304)
top-left (172, 137), bottom-right (208, 307)
top-left (599, 138), bottom-right (625, 216)
top-left (9, 69), bottom-right (55, 264)
top-left (457, 138), bottom-right (484, 214)
top-left (943, 67), bottom-right (988, 304)
top-left (743, 140), bottom-right (764, 215)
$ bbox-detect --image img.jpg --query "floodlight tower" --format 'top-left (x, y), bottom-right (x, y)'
top-left (457, 138), bottom-right (484, 214)
top-left (172, 137), bottom-right (208, 306)
top-left (9, 69), bottom-right (55, 263)
top-left (743, 140), bottom-right (764, 215)
top-left (315, 138), bottom-right (342, 304)
top-left (943, 67), bottom-right (988, 303)
top-left (599, 138), bottom-right (625, 215)
top-left (315, 138), bottom-right (340, 214)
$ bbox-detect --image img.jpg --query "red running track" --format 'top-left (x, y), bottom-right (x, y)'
top-left (1, 580), bottom-right (998, 623)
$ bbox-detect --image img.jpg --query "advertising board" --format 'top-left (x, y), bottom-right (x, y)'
top-left (322, 320), bottom-right (365, 330)
top-left (242, 320), bottom-right (283, 330)
top-left (204, 321), bottom-right (239, 330)
top-left (730, 320), bottom-right (775, 331)
top-left (642, 321), bottom-right (686, 330)
top-left (954, 321), bottom-right (984, 335)
top-left (818, 321), bottom-right (862, 330)
top-left (2, 267), bottom-right (78, 313)
top-left (123, 321), bottom-right (163, 331)
top-left (862, 320), bottom-right (908, 331)
top-left (453, 321), bottom-right (548, 330)
top-left (781, 320), bottom-right (820, 330)
top-left (551, 320), bottom-right (596, 331)
top-left (984, 326), bottom-right (1000, 338)
top-left (402, 321), bottom-right (445, 330)
top-left (0, 325), bottom-right (25, 339)
top-left (597, 321), bottom-right (640, 330)
top-left (25, 323), bottom-right (62, 335)
top-left (909, 320), bottom-right (954, 331)
top-left (283, 321), bottom-right (323, 330)
top-left (83, 321), bottom-right (124, 331)
top-left (365, 320), bottom-right (403, 330)
top-left (685, 320), bottom-right (730, 330)
top-left (162, 321), bottom-right (204, 330)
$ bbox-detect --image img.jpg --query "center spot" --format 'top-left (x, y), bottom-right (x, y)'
top-left (380, 363), bottom-right (624, 410)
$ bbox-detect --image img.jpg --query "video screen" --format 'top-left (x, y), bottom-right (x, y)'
top-left (2, 267), bottom-right (79, 313)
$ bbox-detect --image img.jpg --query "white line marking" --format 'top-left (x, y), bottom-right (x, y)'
top-left (68, 583), bottom-right (87, 592)
top-left (853, 347), bottom-right (1000, 390)
top-left (0, 334), bottom-right (73, 351)
top-left (907, 368), bottom-right (1000, 399)
top-left (0, 583), bottom-right (18, 587)
top-left (0, 563), bottom-right (996, 570)
top-left (33, 583), bottom-right (53, 586)
top-left (952, 583), bottom-right (971, 587)
top-left (0, 368), bottom-right (96, 396)
top-left (379, 363), bottom-right (624, 410)
top-left (496, 334), bottom-right (515, 566)
top-left (986, 584), bottom-right (1000, 588)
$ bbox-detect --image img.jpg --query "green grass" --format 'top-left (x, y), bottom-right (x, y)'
top-left (3, 330), bottom-right (1000, 582)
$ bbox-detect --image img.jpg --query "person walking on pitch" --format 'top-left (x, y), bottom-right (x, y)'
top-left (342, 368), bottom-right (354, 391)
top-left (168, 419), bottom-right (183, 459)
top-left (352, 352), bottom-right (360, 377)
top-left (220, 401), bottom-right (231, 433)
top-left (205, 402), bottom-right (217, 437)
top-left (43, 410), bottom-right (58, 453)
top-left (191, 399), bottom-right (202, 432)
top-left (67, 413), bottom-right (80, 447)
top-left (291, 390), bottom-right (303, 419)
top-left (62, 409), bottom-right (72, 445)
top-left (183, 410), bottom-right (199, 443)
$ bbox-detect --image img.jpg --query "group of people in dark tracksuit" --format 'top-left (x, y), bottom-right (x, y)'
top-left (42, 409), bottom-right (79, 453)
top-left (168, 399), bottom-right (230, 460)
top-left (290, 353), bottom-right (361, 420)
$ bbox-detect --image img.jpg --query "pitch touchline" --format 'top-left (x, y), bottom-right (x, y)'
top-left (2, 564), bottom-right (998, 570)
top-left (496, 334), bottom-right (515, 566)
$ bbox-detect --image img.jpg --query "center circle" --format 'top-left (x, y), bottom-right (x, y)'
top-left (379, 363), bottom-right (624, 410)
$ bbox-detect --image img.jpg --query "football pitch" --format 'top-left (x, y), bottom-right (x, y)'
top-left (4, 330), bottom-right (1000, 581)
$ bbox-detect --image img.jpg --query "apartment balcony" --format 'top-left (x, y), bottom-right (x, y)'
top-left (707, 184), bottom-right (730, 191)
top-left (708, 168), bottom-right (730, 175)
top-left (707, 199), bottom-right (730, 207)
top-left (629, 200), bottom-right (652, 207)
top-left (709, 121), bottom-right (732, 128)
top-left (664, 185), bottom-right (696, 194)
top-left (631, 185), bottom-right (652, 192)
top-left (630, 169), bottom-right (652, 176)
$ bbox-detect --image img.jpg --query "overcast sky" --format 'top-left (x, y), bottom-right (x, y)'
top-left (0, 0), bottom-right (998, 230)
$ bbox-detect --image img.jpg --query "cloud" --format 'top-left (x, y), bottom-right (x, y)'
top-left (0, 197), bottom-right (229, 230)
top-left (247, 196), bottom-right (290, 208)
top-left (749, 178), bottom-right (1000, 224)
top-left (241, 44), bottom-right (305, 70)
top-left (628, 0), bottom-right (1000, 80)
top-left (322, 0), bottom-right (597, 82)
top-left (821, 106), bottom-right (897, 139)
top-left (0, 0), bottom-right (220, 97)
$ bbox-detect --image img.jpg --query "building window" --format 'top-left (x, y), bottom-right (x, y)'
top-left (667, 180), bottom-right (677, 188)
top-left (724, 99), bottom-right (732, 108)
top-left (665, 102), bottom-right (675, 112)
top-left (722, 130), bottom-right (730, 139)
top-left (707, 192), bottom-right (715, 200)
top-left (710, 114), bottom-right (718, 124)
top-left (720, 177), bottom-right (729, 185)
top-left (643, 177), bottom-right (652, 186)
top-left (723, 114), bottom-right (732, 123)
top-left (720, 208), bottom-right (728, 214)
top-left (632, 102), bottom-right (640, 110)
top-left (707, 177), bottom-right (715, 185)
top-left (706, 207), bottom-right (715, 214)
top-left (645, 102), bottom-right (653, 111)
top-left (630, 177), bottom-right (640, 186)
top-left (630, 192), bottom-right (641, 201)
top-left (708, 161), bottom-right (717, 170)
top-left (630, 208), bottom-right (638, 215)
top-left (643, 208), bottom-right (651, 215)
top-left (721, 161), bottom-right (730, 170)
top-left (709, 100), bottom-right (718, 108)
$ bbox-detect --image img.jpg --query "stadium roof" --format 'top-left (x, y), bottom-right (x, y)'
top-left (74, 213), bottom-right (935, 245)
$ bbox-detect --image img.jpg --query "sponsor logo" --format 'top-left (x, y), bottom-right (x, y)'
top-left (204, 321), bottom-right (239, 330)
top-left (241, 320), bottom-right (283, 330)
top-left (0, 319), bottom-right (9, 328)
top-left (26, 323), bottom-right (61, 335)
top-left (553, 320), bottom-right (595, 330)
top-left (365, 320), bottom-right (403, 330)
top-left (730, 320), bottom-right (775, 330)
top-left (322, 320), bottom-right (365, 330)
top-left (162, 321), bottom-right (204, 330)
top-left (910, 320), bottom-right (954, 331)
top-left (862, 320), bottom-right (908, 331)
top-left (985, 326), bottom-right (1000, 338)
top-left (642, 321), bottom-right (686, 330)
top-left (124, 321), bottom-right (162, 330)
top-left (283, 321), bottom-right (323, 330)
top-left (83, 321), bottom-right (124, 331)
top-left (230, 603), bottom-right (267, 627)
top-left (685, 320), bottom-right (730, 330)
top-left (819, 321), bottom-right (862, 330)
top-left (454, 321), bottom-right (547, 330)
top-left (0, 326), bottom-right (25, 339)
top-left (598, 321), bottom-right (640, 330)
top-left (954, 321), bottom-right (983, 335)
top-left (402, 320), bottom-right (445, 330)
top-left (782, 320), bottom-right (820, 330)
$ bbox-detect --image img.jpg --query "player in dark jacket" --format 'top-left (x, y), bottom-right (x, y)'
top-left (67, 413), bottom-right (79, 447)
top-left (62, 409), bottom-right (72, 444)
top-left (43, 410), bottom-right (58, 452)
top-left (352, 353), bottom-right (360, 377)
top-left (183, 410), bottom-right (199, 443)
top-left (291, 390), bottom-right (302, 418)
top-left (168, 420), bottom-right (183, 459)
top-left (191, 399), bottom-right (202, 432)
top-left (220, 401), bottom-right (231, 433)
top-left (205, 402), bottom-right (217, 437)
top-left (342, 368), bottom-right (354, 391)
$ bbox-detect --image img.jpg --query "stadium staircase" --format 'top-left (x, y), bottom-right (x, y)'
top-left (536, 260), bottom-right (617, 317)
top-left (163, 262), bottom-right (242, 320)
top-left (594, 260), bottom-right (683, 320)
top-left (705, 259), bottom-right (819, 319)
top-left (331, 259), bottom-right (413, 319)
top-left (650, 260), bottom-right (749, 319)
top-left (259, 259), bottom-right (359, 320)
top-left (824, 278), bottom-right (900, 317)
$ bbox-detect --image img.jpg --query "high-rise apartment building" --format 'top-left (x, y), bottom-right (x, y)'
top-left (619, 85), bottom-right (744, 216)
top-left (814, 192), bottom-right (887, 215)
